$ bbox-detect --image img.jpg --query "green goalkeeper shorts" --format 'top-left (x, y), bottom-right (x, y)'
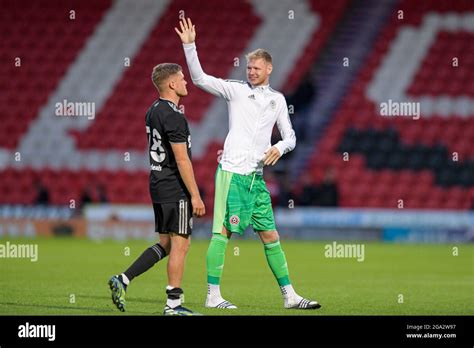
top-left (212, 164), bottom-right (276, 235)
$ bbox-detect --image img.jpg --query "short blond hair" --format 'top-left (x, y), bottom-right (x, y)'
top-left (245, 49), bottom-right (272, 64)
top-left (151, 63), bottom-right (182, 91)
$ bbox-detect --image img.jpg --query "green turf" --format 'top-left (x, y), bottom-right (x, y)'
top-left (0, 237), bottom-right (472, 315)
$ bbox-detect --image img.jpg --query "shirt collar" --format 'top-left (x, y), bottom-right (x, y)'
top-left (159, 98), bottom-right (182, 113)
top-left (251, 84), bottom-right (270, 91)
top-left (159, 97), bottom-right (177, 106)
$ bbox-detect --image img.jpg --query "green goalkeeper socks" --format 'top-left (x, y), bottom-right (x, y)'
top-left (264, 240), bottom-right (291, 287)
top-left (206, 234), bottom-right (229, 285)
top-left (207, 235), bottom-right (290, 287)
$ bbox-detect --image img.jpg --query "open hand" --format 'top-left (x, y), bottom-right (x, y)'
top-left (175, 17), bottom-right (196, 44)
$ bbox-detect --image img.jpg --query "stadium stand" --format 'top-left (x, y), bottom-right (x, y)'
top-left (0, 0), bottom-right (472, 211)
top-left (298, 0), bottom-right (474, 210)
top-left (0, 0), bottom-right (111, 149)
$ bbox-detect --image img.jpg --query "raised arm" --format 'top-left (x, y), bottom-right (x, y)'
top-left (175, 18), bottom-right (236, 100)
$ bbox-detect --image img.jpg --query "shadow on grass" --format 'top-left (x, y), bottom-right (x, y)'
top-left (0, 301), bottom-right (152, 315)
top-left (81, 294), bottom-right (158, 304)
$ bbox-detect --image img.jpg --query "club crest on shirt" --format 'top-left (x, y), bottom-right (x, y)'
top-left (229, 215), bottom-right (240, 225)
top-left (270, 100), bottom-right (276, 110)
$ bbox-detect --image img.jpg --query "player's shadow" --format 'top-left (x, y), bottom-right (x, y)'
top-left (84, 294), bottom-right (158, 304)
top-left (0, 301), bottom-right (150, 315)
top-left (0, 301), bottom-right (114, 313)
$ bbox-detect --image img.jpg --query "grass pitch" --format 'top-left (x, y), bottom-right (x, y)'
top-left (0, 237), bottom-right (472, 315)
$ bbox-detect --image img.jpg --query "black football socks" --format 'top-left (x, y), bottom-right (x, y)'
top-left (123, 243), bottom-right (167, 283)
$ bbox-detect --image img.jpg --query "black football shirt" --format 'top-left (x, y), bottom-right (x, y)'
top-left (145, 98), bottom-right (191, 203)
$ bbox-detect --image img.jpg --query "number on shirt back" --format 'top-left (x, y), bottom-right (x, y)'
top-left (148, 128), bottom-right (166, 163)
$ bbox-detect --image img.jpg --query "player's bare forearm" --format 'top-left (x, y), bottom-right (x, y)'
top-left (171, 139), bottom-right (205, 216)
top-left (176, 158), bottom-right (199, 197)
top-left (176, 159), bottom-right (205, 216)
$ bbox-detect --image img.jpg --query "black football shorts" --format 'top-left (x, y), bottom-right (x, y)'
top-left (153, 199), bottom-right (192, 235)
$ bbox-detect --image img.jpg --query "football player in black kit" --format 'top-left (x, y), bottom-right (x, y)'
top-left (109, 63), bottom-right (205, 316)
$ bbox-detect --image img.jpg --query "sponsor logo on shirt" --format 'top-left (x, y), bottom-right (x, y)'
top-left (270, 100), bottom-right (276, 110)
top-left (248, 94), bottom-right (256, 100)
top-left (151, 164), bottom-right (162, 171)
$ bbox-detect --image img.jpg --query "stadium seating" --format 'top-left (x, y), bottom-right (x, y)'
top-left (0, 0), bottom-right (343, 208)
top-left (305, 0), bottom-right (474, 210)
top-left (1, 0), bottom-right (472, 211)
top-left (0, 0), bottom-right (111, 149)
top-left (282, 0), bottom-right (349, 94)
